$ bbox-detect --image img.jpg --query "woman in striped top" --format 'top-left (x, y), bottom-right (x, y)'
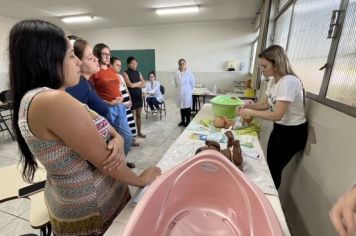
top-left (110, 57), bottom-right (140, 146)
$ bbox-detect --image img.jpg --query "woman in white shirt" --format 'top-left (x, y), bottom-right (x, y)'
top-left (237, 45), bottom-right (308, 189)
top-left (174, 59), bottom-right (195, 127)
top-left (144, 71), bottom-right (163, 111)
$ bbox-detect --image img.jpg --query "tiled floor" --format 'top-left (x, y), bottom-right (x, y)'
top-left (0, 98), bottom-right (184, 236)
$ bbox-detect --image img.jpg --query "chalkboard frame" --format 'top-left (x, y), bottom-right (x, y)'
top-left (111, 49), bottom-right (155, 80)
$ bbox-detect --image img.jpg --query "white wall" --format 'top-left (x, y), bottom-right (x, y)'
top-left (74, 19), bottom-right (257, 98)
top-left (279, 100), bottom-right (356, 236)
top-left (0, 17), bottom-right (72, 92)
top-left (0, 16), bottom-right (18, 91)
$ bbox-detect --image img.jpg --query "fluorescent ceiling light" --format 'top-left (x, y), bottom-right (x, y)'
top-left (155, 5), bottom-right (200, 15)
top-left (61, 15), bottom-right (94, 23)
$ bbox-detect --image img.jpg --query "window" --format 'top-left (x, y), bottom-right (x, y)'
top-left (279, 0), bottom-right (290, 9)
top-left (274, 6), bottom-right (293, 49)
top-left (250, 39), bottom-right (258, 74)
top-left (326, 0), bottom-right (356, 108)
top-left (287, 0), bottom-right (341, 94)
top-left (270, 0), bottom-right (356, 116)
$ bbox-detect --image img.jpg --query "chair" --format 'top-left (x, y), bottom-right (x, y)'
top-left (0, 115), bottom-right (15, 140)
top-left (0, 164), bottom-right (50, 235)
top-left (0, 90), bottom-right (15, 140)
top-left (144, 85), bottom-right (166, 120)
top-left (0, 90), bottom-right (13, 121)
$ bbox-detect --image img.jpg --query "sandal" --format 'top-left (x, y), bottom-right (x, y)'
top-left (138, 133), bottom-right (146, 138)
top-left (132, 141), bottom-right (140, 147)
top-left (126, 162), bottom-right (135, 168)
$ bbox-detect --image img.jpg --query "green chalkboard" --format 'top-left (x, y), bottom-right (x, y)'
top-left (110, 49), bottom-right (155, 80)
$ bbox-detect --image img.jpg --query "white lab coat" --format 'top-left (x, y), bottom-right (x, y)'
top-left (143, 80), bottom-right (163, 102)
top-left (174, 69), bottom-right (195, 109)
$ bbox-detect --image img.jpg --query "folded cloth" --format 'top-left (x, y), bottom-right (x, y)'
top-left (200, 118), bottom-right (260, 136)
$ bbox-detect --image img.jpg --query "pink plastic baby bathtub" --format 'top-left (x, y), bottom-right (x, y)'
top-left (122, 150), bottom-right (283, 236)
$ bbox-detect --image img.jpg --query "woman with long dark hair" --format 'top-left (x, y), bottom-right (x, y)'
top-left (9, 19), bottom-right (160, 235)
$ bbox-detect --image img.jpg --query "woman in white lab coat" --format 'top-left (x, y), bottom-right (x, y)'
top-left (174, 58), bottom-right (195, 127)
top-left (144, 71), bottom-right (163, 111)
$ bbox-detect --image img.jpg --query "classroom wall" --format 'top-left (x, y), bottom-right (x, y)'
top-left (74, 19), bottom-right (257, 99)
top-left (0, 16), bottom-right (73, 92)
top-left (257, 80), bottom-right (356, 236)
top-left (0, 16), bottom-right (18, 91)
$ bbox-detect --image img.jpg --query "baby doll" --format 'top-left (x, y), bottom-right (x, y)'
top-left (195, 131), bottom-right (243, 170)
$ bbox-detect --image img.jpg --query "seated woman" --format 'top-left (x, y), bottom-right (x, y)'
top-left (9, 19), bottom-right (161, 236)
top-left (144, 71), bottom-right (163, 112)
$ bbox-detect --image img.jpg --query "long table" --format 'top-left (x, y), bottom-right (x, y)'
top-left (107, 104), bottom-right (291, 236)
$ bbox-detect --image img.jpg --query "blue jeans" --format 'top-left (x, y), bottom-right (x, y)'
top-left (106, 104), bottom-right (133, 156)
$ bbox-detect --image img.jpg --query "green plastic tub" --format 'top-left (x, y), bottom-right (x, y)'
top-left (210, 95), bottom-right (243, 118)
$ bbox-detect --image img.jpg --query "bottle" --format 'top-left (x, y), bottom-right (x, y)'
top-left (244, 79), bottom-right (254, 97)
top-left (213, 84), bottom-right (217, 94)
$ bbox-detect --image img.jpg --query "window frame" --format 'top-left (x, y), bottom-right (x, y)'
top-left (270, 0), bottom-right (356, 117)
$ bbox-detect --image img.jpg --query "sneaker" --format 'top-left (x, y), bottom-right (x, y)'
top-left (178, 121), bottom-right (184, 126)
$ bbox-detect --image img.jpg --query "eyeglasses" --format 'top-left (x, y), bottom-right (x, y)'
top-left (101, 52), bottom-right (111, 57)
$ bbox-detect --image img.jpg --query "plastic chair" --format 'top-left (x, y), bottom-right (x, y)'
top-left (144, 85), bottom-right (166, 120)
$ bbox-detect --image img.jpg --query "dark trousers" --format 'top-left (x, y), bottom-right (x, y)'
top-left (146, 97), bottom-right (160, 111)
top-left (180, 108), bottom-right (191, 124)
top-left (267, 121), bottom-right (308, 189)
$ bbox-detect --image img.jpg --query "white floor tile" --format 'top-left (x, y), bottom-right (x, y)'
top-left (0, 211), bottom-right (16, 229)
top-left (0, 217), bottom-right (39, 235)
top-left (0, 198), bottom-right (31, 217)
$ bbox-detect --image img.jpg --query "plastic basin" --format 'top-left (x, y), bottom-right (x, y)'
top-left (210, 95), bottom-right (243, 118)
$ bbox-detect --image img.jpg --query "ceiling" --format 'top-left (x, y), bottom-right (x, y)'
top-left (0, 0), bottom-right (262, 31)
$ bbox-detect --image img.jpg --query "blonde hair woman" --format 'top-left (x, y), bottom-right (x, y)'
top-left (237, 45), bottom-right (308, 189)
